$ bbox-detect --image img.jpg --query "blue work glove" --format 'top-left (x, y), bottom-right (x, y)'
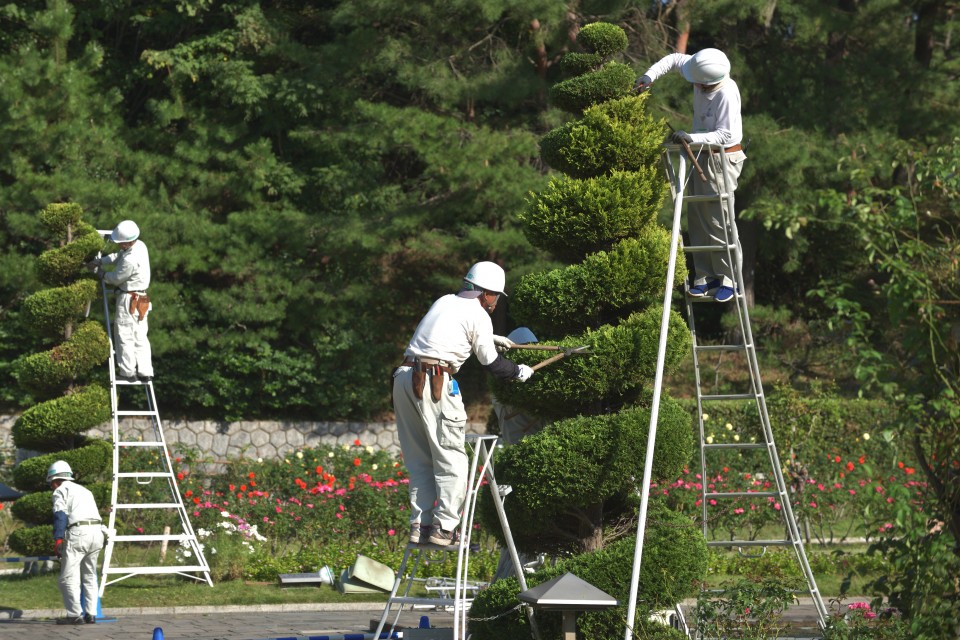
top-left (634, 74), bottom-right (652, 93)
top-left (671, 130), bottom-right (693, 144)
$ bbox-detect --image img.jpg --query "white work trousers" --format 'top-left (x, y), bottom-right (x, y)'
top-left (393, 367), bottom-right (468, 532)
top-left (688, 149), bottom-right (746, 287)
top-left (59, 525), bottom-right (104, 618)
top-left (115, 292), bottom-right (153, 378)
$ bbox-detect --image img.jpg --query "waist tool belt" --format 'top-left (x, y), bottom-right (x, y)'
top-left (400, 359), bottom-right (454, 403)
top-left (129, 293), bottom-right (151, 321)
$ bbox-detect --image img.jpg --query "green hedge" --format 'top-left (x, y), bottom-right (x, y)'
top-left (511, 232), bottom-right (687, 336)
top-left (539, 95), bottom-right (665, 179)
top-left (550, 61), bottom-right (636, 114)
top-left (576, 21), bottom-right (629, 58)
top-left (469, 504), bottom-right (707, 640)
top-left (11, 320), bottom-right (110, 397)
top-left (12, 438), bottom-right (113, 492)
top-left (21, 279), bottom-right (100, 338)
top-left (35, 221), bottom-right (104, 285)
top-left (10, 481), bottom-right (111, 526)
top-left (12, 384), bottom-right (111, 452)
top-left (560, 51), bottom-right (603, 76)
top-left (521, 169), bottom-right (667, 262)
top-left (491, 307), bottom-right (691, 418)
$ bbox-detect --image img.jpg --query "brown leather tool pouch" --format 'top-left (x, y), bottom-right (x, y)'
top-left (430, 370), bottom-right (444, 403)
top-left (129, 294), bottom-right (151, 321)
top-left (411, 368), bottom-right (427, 400)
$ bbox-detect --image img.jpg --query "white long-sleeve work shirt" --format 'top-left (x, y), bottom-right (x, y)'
top-left (643, 53), bottom-right (743, 148)
top-left (53, 480), bottom-right (101, 528)
top-left (102, 240), bottom-right (151, 292)
top-left (403, 293), bottom-right (500, 373)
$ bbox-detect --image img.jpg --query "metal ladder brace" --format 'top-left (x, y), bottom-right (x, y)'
top-left (92, 233), bottom-right (212, 595)
top-left (373, 434), bottom-right (538, 640)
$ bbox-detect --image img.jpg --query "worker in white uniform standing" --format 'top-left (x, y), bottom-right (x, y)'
top-left (89, 220), bottom-right (153, 382)
top-left (393, 261), bottom-right (534, 546)
top-left (636, 48), bottom-right (746, 303)
top-left (48, 460), bottom-right (104, 625)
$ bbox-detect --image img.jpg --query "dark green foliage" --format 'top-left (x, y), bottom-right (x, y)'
top-left (7, 525), bottom-right (55, 557)
top-left (35, 222), bottom-right (104, 286)
top-left (12, 439), bottom-right (112, 493)
top-left (21, 279), bottom-right (99, 338)
top-left (560, 52), bottom-right (603, 76)
top-left (550, 61), bottom-right (636, 114)
top-left (11, 320), bottom-right (109, 397)
top-left (576, 21), bottom-right (629, 57)
top-left (521, 169), bottom-right (667, 262)
top-left (12, 384), bottom-right (111, 452)
top-left (539, 96), bottom-right (666, 178)
top-left (9, 480), bottom-right (109, 526)
top-left (491, 308), bottom-right (690, 418)
top-left (469, 505), bottom-right (707, 640)
top-left (511, 232), bottom-right (687, 336)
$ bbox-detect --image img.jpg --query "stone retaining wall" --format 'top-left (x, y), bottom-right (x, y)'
top-left (0, 415), bottom-right (488, 464)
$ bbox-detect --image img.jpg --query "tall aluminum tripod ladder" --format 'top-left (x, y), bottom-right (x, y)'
top-left (91, 231), bottom-right (212, 595)
top-left (624, 145), bottom-right (827, 640)
top-left (373, 434), bottom-right (539, 640)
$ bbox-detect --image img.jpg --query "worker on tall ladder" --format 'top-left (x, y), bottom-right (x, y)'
top-left (636, 48), bottom-right (746, 303)
top-left (88, 220), bottom-right (153, 382)
top-left (393, 261), bottom-right (535, 546)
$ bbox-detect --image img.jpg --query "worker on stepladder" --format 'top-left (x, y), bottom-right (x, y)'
top-left (88, 220), bottom-right (153, 382)
top-left (47, 460), bottom-right (104, 625)
top-left (490, 326), bottom-right (546, 581)
top-left (635, 48), bottom-right (746, 303)
top-left (393, 262), bottom-right (535, 547)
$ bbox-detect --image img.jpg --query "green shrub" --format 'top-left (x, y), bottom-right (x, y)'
top-left (7, 523), bottom-right (56, 556)
top-left (21, 279), bottom-right (100, 337)
top-left (520, 169), bottom-right (667, 262)
top-left (11, 321), bottom-right (110, 397)
top-left (491, 308), bottom-right (690, 418)
top-left (12, 439), bottom-right (112, 492)
top-left (12, 384), bottom-right (111, 452)
top-left (35, 221), bottom-right (104, 285)
top-left (9, 481), bottom-right (110, 525)
top-left (576, 22), bottom-right (629, 57)
top-left (560, 51), bottom-right (602, 76)
top-left (550, 61), bottom-right (636, 114)
top-left (511, 232), bottom-right (686, 336)
top-left (39, 202), bottom-right (84, 235)
top-left (539, 95), bottom-right (665, 178)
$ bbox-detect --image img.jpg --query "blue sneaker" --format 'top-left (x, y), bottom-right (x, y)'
top-left (714, 285), bottom-right (736, 302)
top-left (688, 279), bottom-right (721, 297)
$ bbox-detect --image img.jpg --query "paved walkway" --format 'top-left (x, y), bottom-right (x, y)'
top-left (0, 598), bottom-right (839, 639)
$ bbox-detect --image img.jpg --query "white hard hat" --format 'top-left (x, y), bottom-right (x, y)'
top-left (463, 261), bottom-right (507, 296)
top-left (111, 220), bottom-right (140, 243)
top-left (46, 460), bottom-right (73, 483)
top-left (506, 327), bottom-right (538, 344)
top-left (681, 48), bottom-right (731, 85)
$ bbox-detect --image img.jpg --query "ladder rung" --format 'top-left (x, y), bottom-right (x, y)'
top-left (116, 441), bottom-right (165, 447)
top-left (114, 503), bottom-right (182, 509)
top-left (700, 393), bottom-right (757, 401)
top-left (703, 443), bottom-right (768, 450)
top-left (695, 344), bottom-right (747, 352)
top-left (707, 539), bottom-right (795, 548)
top-left (116, 380), bottom-right (149, 385)
top-left (704, 491), bottom-right (779, 499)
top-left (110, 534), bottom-right (195, 542)
top-left (388, 596), bottom-right (461, 607)
top-left (116, 410), bottom-right (159, 417)
top-left (683, 194), bottom-right (730, 203)
top-left (684, 244), bottom-right (736, 253)
top-left (103, 565), bottom-right (209, 574)
top-left (116, 472), bottom-right (174, 479)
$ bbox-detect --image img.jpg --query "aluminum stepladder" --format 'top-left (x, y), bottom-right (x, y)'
top-left (373, 434), bottom-right (539, 640)
top-left (667, 144), bottom-right (828, 631)
top-left (91, 231), bottom-right (212, 595)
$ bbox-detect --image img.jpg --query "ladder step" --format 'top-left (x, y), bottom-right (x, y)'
top-left (116, 410), bottom-right (159, 417)
top-left (700, 393), bottom-right (757, 401)
top-left (114, 503), bottom-right (182, 509)
top-left (707, 539), bottom-right (796, 548)
top-left (703, 443), bottom-right (768, 450)
top-left (387, 596), bottom-right (461, 607)
top-left (695, 344), bottom-right (748, 352)
top-left (111, 534), bottom-right (197, 542)
top-left (116, 472), bottom-right (174, 479)
top-left (684, 244), bottom-right (736, 253)
top-left (116, 380), bottom-right (149, 385)
top-left (103, 565), bottom-right (209, 574)
top-left (704, 491), bottom-right (779, 499)
top-left (116, 441), bottom-right (165, 447)
top-left (683, 194), bottom-right (729, 203)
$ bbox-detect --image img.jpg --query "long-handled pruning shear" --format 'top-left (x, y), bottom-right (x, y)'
top-left (509, 343), bottom-right (592, 371)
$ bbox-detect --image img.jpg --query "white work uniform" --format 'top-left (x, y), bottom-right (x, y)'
top-left (644, 53), bottom-right (747, 287)
top-left (52, 480), bottom-right (104, 619)
top-left (393, 292), bottom-right (504, 532)
top-left (101, 240), bottom-right (153, 378)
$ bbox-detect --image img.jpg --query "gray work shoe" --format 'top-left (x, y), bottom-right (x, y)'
top-left (427, 527), bottom-right (458, 546)
top-left (409, 523), bottom-right (433, 544)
